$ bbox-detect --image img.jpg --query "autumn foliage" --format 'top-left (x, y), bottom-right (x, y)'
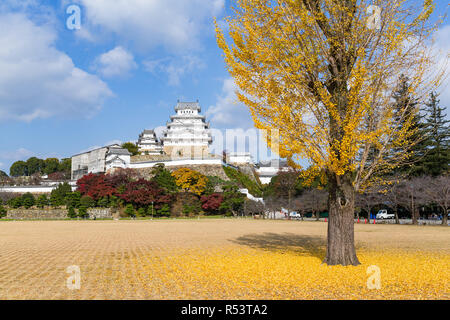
top-left (171, 168), bottom-right (209, 195)
top-left (201, 193), bottom-right (224, 214)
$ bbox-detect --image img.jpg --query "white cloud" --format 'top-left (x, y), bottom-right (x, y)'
top-left (0, 13), bottom-right (113, 122)
top-left (0, 148), bottom-right (34, 161)
top-left (74, 0), bottom-right (225, 52)
top-left (94, 46), bottom-right (137, 78)
top-left (433, 25), bottom-right (450, 114)
top-left (143, 55), bottom-right (205, 86)
top-left (206, 78), bottom-right (254, 129)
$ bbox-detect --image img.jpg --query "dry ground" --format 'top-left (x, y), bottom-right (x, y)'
top-left (0, 219), bottom-right (448, 299)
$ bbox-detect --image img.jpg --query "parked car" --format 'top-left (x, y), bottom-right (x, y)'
top-left (289, 211), bottom-right (302, 220)
top-left (376, 209), bottom-right (395, 220)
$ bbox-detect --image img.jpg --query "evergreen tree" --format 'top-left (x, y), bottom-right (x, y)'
top-left (391, 75), bottom-right (429, 177)
top-left (150, 163), bottom-right (179, 193)
top-left (423, 92), bottom-right (450, 176)
top-left (78, 206), bottom-right (88, 219)
top-left (65, 191), bottom-right (81, 208)
top-left (36, 194), bottom-right (49, 208)
top-left (10, 161), bottom-right (28, 177)
top-left (50, 183), bottom-right (72, 207)
top-left (21, 193), bottom-right (35, 209)
top-left (67, 206), bottom-right (77, 219)
top-left (0, 204), bottom-right (7, 217)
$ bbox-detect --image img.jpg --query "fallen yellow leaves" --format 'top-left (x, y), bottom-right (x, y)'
top-left (104, 246), bottom-right (449, 300)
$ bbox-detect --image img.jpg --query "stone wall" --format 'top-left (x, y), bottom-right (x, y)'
top-left (7, 208), bottom-right (68, 219)
top-left (135, 164), bottom-right (230, 181)
top-left (88, 208), bottom-right (114, 219)
top-left (5, 207), bottom-right (114, 219)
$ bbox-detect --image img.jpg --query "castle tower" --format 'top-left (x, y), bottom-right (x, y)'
top-left (137, 130), bottom-right (163, 155)
top-left (161, 101), bottom-right (212, 158)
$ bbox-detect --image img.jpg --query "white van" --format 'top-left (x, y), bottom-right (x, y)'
top-left (376, 209), bottom-right (394, 220)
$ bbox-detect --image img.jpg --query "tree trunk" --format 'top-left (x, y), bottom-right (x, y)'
top-left (411, 194), bottom-right (418, 225)
top-left (324, 173), bottom-right (360, 266)
top-left (442, 207), bottom-right (448, 226)
top-left (394, 205), bottom-right (399, 224)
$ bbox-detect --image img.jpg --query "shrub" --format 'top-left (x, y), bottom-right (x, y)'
top-left (78, 206), bottom-right (88, 219)
top-left (157, 204), bottom-right (171, 217)
top-left (200, 193), bottom-right (224, 215)
top-left (22, 193), bottom-right (35, 209)
top-left (137, 207), bottom-right (146, 217)
top-left (0, 205), bottom-right (7, 218)
top-left (36, 194), bottom-right (49, 208)
top-left (65, 191), bottom-right (81, 208)
top-left (80, 195), bottom-right (95, 208)
top-left (97, 197), bottom-right (109, 208)
top-left (67, 206), bottom-right (77, 219)
top-left (50, 182), bottom-right (72, 207)
top-left (9, 196), bottom-right (23, 208)
top-left (182, 202), bottom-right (202, 216)
top-left (124, 204), bottom-right (135, 217)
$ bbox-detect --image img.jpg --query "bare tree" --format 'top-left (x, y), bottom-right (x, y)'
top-left (356, 188), bottom-right (381, 223)
top-left (244, 199), bottom-right (265, 218)
top-left (301, 189), bottom-right (328, 220)
top-left (264, 196), bottom-right (283, 219)
top-left (422, 176), bottom-right (450, 225)
top-left (396, 177), bottom-right (428, 225)
top-left (272, 168), bottom-right (299, 215)
top-left (380, 180), bottom-right (403, 224)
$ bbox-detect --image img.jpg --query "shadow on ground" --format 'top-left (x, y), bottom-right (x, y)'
top-left (231, 233), bottom-right (327, 261)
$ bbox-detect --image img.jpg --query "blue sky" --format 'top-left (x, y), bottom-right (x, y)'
top-left (0, 0), bottom-right (448, 173)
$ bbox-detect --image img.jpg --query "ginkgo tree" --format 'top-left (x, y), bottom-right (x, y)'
top-left (216, 0), bottom-right (446, 265)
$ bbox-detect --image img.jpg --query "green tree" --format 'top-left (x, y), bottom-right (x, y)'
top-left (423, 92), bottom-right (450, 176)
top-left (97, 197), bottom-right (109, 208)
top-left (50, 183), bottom-right (72, 207)
top-left (26, 157), bottom-right (45, 175)
top-left (391, 76), bottom-right (429, 177)
top-left (78, 206), bottom-right (88, 219)
top-left (10, 161), bottom-right (28, 177)
top-left (8, 196), bottom-right (23, 208)
top-left (43, 158), bottom-right (60, 175)
top-left (109, 195), bottom-right (121, 208)
top-left (204, 176), bottom-right (226, 195)
top-left (137, 207), bottom-right (146, 217)
top-left (36, 194), bottom-right (49, 208)
top-left (151, 164), bottom-right (179, 193)
top-left (124, 204), bottom-right (135, 217)
top-left (0, 170), bottom-right (8, 178)
top-left (21, 193), bottom-right (35, 209)
top-left (65, 191), bottom-right (81, 208)
top-left (58, 158), bottom-right (72, 176)
top-left (157, 204), bottom-right (171, 217)
top-left (121, 142), bottom-right (139, 156)
top-left (80, 195), bottom-right (95, 208)
top-left (0, 205), bottom-right (6, 217)
top-left (67, 206), bottom-right (77, 219)
top-left (219, 184), bottom-right (245, 217)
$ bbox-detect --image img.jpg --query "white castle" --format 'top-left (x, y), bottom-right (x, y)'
top-left (160, 101), bottom-right (212, 158)
top-left (137, 130), bottom-right (163, 155)
top-left (67, 100), bottom-right (288, 183)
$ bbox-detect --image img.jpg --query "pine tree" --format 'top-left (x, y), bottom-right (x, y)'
top-left (391, 75), bottom-right (429, 177)
top-left (422, 92), bottom-right (450, 176)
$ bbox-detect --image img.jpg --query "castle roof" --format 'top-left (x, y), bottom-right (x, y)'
top-left (175, 101), bottom-right (201, 112)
